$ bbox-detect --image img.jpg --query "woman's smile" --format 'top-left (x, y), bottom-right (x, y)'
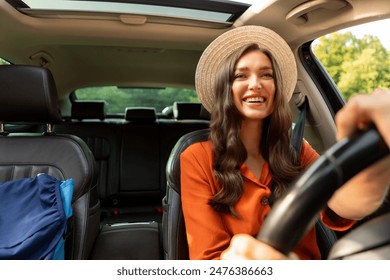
top-left (243, 95), bottom-right (266, 103)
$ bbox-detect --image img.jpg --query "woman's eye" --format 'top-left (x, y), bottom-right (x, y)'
top-left (262, 72), bottom-right (274, 79)
top-left (234, 73), bottom-right (246, 79)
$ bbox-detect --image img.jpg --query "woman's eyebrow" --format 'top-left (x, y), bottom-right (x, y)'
top-left (234, 66), bottom-right (273, 72)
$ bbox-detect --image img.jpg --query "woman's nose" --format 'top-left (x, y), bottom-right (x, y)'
top-left (248, 75), bottom-right (262, 90)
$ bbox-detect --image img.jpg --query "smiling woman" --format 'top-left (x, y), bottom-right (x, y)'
top-left (180, 26), bottom-right (326, 260)
top-left (1, 0), bottom-right (390, 271)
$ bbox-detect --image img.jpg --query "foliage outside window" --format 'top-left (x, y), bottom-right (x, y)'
top-left (312, 20), bottom-right (390, 100)
top-left (75, 86), bottom-right (199, 114)
top-left (0, 58), bottom-right (10, 65)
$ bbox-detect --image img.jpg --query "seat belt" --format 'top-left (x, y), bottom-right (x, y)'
top-left (291, 95), bottom-right (307, 156)
top-left (269, 96), bottom-right (308, 206)
top-left (290, 96), bottom-right (338, 259)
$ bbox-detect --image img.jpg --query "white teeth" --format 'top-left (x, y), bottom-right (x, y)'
top-left (245, 97), bottom-right (265, 103)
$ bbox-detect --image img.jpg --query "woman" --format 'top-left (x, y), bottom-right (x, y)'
top-left (221, 89), bottom-right (390, 260)
top-left (181, 26), bottom-right (355, 260)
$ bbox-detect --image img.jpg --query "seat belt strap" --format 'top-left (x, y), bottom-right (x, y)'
top-left (291, 96), bottom-right (308, 157)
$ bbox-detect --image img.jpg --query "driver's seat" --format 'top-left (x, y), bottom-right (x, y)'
top-left (162, 128), bottom-right (337, 259)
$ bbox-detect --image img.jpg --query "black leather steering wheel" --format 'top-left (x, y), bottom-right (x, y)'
top-left (256, 126), bottom-right (390, 259)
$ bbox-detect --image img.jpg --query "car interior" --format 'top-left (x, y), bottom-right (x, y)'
top-left (0, 0), bottom-right (389, 260)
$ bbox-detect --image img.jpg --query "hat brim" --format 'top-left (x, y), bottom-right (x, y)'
top-left (195, 25), bottom-right (297, 113)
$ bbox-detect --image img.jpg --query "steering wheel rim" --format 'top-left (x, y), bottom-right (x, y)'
top-left (256, 127), bottom-right (390, 257)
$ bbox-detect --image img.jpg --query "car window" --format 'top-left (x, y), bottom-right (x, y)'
top-left (0, 58), bottom-right (10, 65)
top-left (312, 18), bottom-right (390, 101)
top-left (19, 0), bottom-right (251, 29)
top-left (74, 86), bottom-right (199, 114)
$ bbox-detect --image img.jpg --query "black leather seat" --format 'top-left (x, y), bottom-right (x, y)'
top-left (0, 65), bottom-right (100, 259)
top-left (162, 129), bottom-right (209, 259)
top-left (162, 128), bottom-right (337, 259)
top-left (55, 100), bottom-right (122, 218)
top-left (119, 107), bottom-right (162, 221)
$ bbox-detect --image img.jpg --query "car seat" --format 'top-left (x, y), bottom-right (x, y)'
top-left (0, 65), bottom-right (100, 259)
top-left (162, 128), bottom-right (337, 259)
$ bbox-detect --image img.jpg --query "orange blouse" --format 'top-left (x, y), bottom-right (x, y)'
top-left (181, 139), bottom-right (353, 260)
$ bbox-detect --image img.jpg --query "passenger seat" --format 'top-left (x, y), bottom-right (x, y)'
top-left (0, 65), bottom-right (100, 259)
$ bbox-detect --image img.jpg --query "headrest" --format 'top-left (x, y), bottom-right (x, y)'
top-left (166, 129), bottom-right (210, 194)
top-left (200, 104), bottom-right (211, 120)
top-left (0, 65), bottom-right (61, 123)
top-left (173, 102), bottom-right (204, 120)
top-left (72, 100), bottom-right (107, 120)
top-left (125, 107), bottom-right (157, 122)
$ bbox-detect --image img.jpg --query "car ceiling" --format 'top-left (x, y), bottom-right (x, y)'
top-left (0, 0), bottom-right (389, 102)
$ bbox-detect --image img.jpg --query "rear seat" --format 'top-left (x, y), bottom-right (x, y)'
top-left (116, 107), bottom-right (162, 222)
top-left (53, 100), bottom-right (209, 259)
top-left (55, 100), bottom-right (122, 203)
top-left (55, 101), bottom-right (210, 225)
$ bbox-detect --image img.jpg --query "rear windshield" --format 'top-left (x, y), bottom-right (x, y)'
top-left (74, 86), bottom-right (199, 114)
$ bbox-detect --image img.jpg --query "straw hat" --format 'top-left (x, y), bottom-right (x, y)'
top-left (195, 25), bottom-right (297, 113)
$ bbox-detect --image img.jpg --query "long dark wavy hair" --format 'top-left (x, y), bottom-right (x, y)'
top-left (209, 43), bottom-right (302, 217)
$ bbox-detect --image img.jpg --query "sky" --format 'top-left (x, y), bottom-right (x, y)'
top-left (341, 18), bottom-right (390, 50)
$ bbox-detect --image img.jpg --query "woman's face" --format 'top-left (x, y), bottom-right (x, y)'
top-left (232, 49), bottom-right (275, 122)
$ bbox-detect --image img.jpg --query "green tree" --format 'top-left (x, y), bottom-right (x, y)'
top-left (313, 32), bottom-right (390, 100)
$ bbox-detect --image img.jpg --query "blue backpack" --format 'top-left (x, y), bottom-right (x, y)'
top-left (0, 174), bottom-right (74, 260)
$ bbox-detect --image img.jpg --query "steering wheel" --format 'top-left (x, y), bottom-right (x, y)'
top-left (256, 126), bottom-right (390, 259)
